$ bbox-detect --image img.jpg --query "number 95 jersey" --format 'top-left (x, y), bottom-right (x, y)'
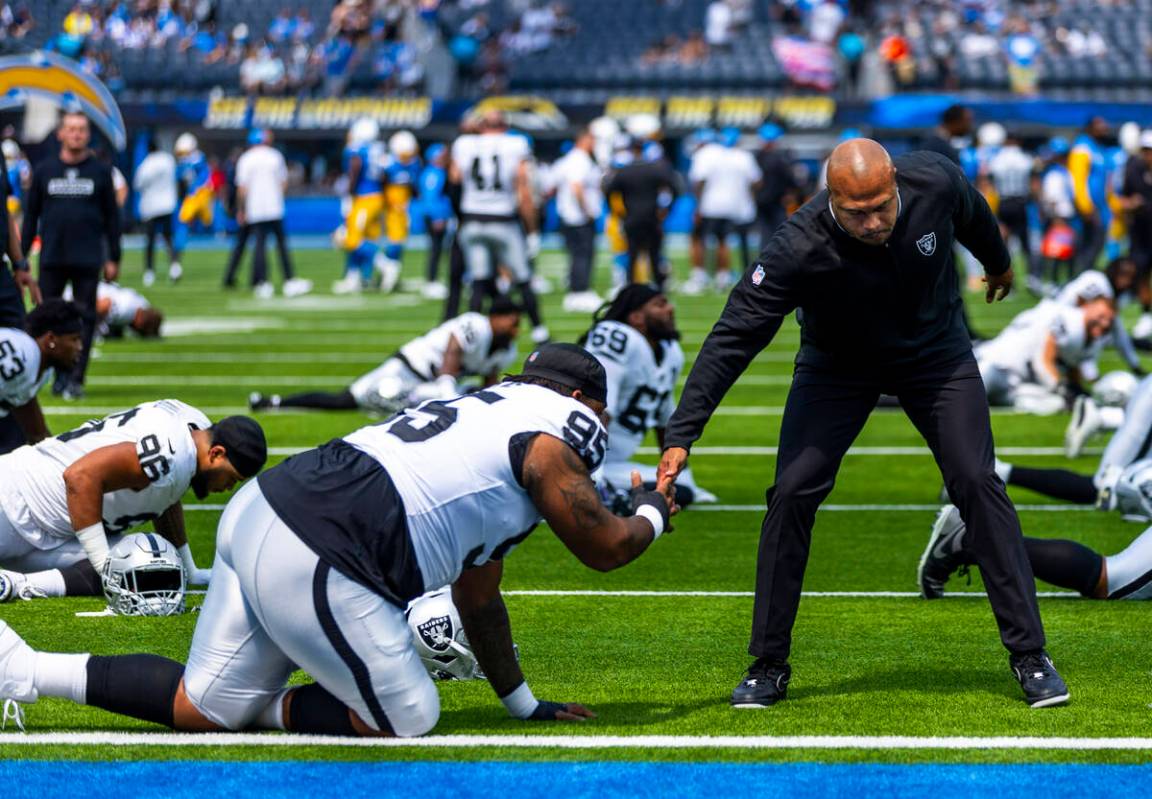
top-left (341, 381), bottom-right (608, 595)
top-left (0, 399), bottom-right (210, 550)
top-left (584, 320), bottom-right (684, 465)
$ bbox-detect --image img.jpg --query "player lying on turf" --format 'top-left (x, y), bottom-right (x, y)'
top-left (0, 400), bottom-right (266, 601)
top-left (969, 372), bottom-right (1152, 520)
top-left (249, 299), bottom-right (521, 414)
top-left (975, 297), bottom-right (1114, 413)
top-left (96, 281), bottom-right (163, 338)
top-left (1052, 258), bottom-right (1145, 378)
top-left (0, 345), bottom-right (676, 736)
top-left (920, 504), bottom-right (1152, 600)
top-left (580, 283), bottom-right (717, 507)
top-left (0, 300), bottom-right (84, 452)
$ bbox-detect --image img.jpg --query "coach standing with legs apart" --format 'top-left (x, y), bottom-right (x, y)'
top-left (657, 140), bottom-right (1068, 709)
top-left (22, 111), bottom-right (120, 401)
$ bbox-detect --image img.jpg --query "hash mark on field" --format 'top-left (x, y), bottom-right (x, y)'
top-left (0, 732), bottom-right (1146, 750)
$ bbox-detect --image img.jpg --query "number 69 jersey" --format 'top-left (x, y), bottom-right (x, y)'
top-left (0, 399), bottom-right (210, 550)
top-left (266, 382), bottom-right (608, 603)
top-left (583, 320), bottom-right (684, 465)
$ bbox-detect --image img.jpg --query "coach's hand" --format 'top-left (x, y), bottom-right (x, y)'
top-left (656, 446), bottom-right (688, 495)
top-left (983, 268), bottom-right (1013, 303)
top-left (104, 261), bottom-right (119, 282)
top-left (13, 269), bottom-right (40, 305)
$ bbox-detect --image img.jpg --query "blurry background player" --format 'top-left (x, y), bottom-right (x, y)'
top-left (1053, 257), bottom-right (1144, 379)
top-left (417, 143), bottom-right (452, 301)
top-left (1121, 131), bottom-right (1152, 342)
top-left (250, 299), bottom-right (522, 414)
top-left (2, 140), bottom-right (28, 231)
top-left (450, 110), bottom-right (548, 344)
top-left (683, 127), bottom-right (761, 296)
top-left (581, 285), bottom-right (716, 507)
top-left (753, 123), bottom-right (799, 245)
top-left (988, 131), bottom-right (1037, 280)
top-left (132, 138), bottom-right (179, 288)
top-left (1036, 137), bottom-right (1078, 293)
top-left (603, 137), bottom-right (679, 288)
top-left (0, 401), bottom-right (266, 601)
top-left (1069, 116), bottom-right (1112, 276)
top-left (553, 126), bottom-right (603, 314)
top-left (94, 282), bottom-right (163, 339)
top-left (333, 118), bottom-right (388, 295)
top-left (380, 130), bottom-right (421, 290)
top-left (920, 504), bottom-right (1152, 601)
top-left (0, 300), bottom-right (84, 452)
top-left (173, 132), bottom-right (214, 281)
top-left (975, 297), bottom-right (1114, 412)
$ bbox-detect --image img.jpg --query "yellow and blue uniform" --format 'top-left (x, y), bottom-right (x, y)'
top-left (1106, 145), bottom-right (1129, 258)
top-left (342, 141), bottom-right (385, 278)
top-left (382, 154), bottom-right (421, 258)
top-left (1069, 133), bottom-right (1110, 269)
top-left (417, 161), bottom-right (452, 223)
top-left (5, 157), bottom-right (27, 217)
top-left (177, 151), bottom-right (214, 227)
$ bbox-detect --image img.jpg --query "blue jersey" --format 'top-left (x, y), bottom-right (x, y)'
top-left (418, 164), bottom-right (452, 220)
top-left (1072, 133), bottom-right (1109, 207)
top-left (6, 159), bottom-right (26, 202)
top-left (177, 152), bottom-right (211, 192)
top-left (343, 142), bottom-right (384, 196)
top-left (384, 155), bottom-right (422, 188)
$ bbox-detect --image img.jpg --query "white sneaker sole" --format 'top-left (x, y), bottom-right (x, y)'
top-left (1029, 692), bottom-right (1070, 708)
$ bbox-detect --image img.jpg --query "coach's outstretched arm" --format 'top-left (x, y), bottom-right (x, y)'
top-left (658, 244), bottom-right (800, 486)
top-left (946, 158), bottom-right (1014, 303)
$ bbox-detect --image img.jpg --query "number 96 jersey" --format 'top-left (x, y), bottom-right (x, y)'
top-left (0, 399), bottom-right (209, 550)
top-left (583, 320), bottom-right (684, 465)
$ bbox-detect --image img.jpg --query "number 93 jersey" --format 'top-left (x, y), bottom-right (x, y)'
top-left (584, 320), bottom-right (684, 464)
top-left (0, 327), bottom-right (48, 415)
top-left (0, 399), bottom-right (210, 550)
top-left (342, 381), bottom-right (607, 594)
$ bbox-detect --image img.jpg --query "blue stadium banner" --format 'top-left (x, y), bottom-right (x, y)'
top-left (0, 50), bottom-right (126, 149)
top-left (204, 95), bottom-right (435, 131)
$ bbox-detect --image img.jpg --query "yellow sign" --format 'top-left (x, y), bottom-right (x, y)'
top-left (0, 52), bottom-right (126, 149)
top-left (204, 96), bottom-right (434, 130)
top-left (466, 96), bottom-right (568, 131)
top-left (604, 95), bottom-right (836, 130)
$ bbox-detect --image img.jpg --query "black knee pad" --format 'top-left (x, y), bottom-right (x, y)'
top-left (288, 683), bottom-right (370, 736)
top-left (61, 559), bottom-right (103, 596)
top-left (86, 654), bottom-right (185, 728)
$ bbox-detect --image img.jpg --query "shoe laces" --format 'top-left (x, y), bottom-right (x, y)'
top-left (1, 699), bottom-right (25, 733)
top-left (14, 583), bottom-right (46, 601)
top-left (1014, 651), bottom-right (1051, 675)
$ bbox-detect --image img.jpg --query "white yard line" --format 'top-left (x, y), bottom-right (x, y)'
top-left (255, 445), bottom-right (1089, 457)
top-left (0, 732), bottom-right (1144, 750)
top-left (182, 503), bottom-right (1092, 513)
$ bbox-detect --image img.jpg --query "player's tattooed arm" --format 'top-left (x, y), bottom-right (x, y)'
top-left (453, 561), bottom-right (524, 697)
top-left (523, 433), bottom-right (656, 572)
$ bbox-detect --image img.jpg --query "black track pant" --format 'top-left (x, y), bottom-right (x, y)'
top-left (143, 213), bottom-right (177, 274)
top-left (751, 356), bottom-right (1045, 659)
top-left (250, 219), bottom-right (295, 285)
top-left (1077, 213), bottom-right (1107, 275)
top-left (442, 238), bottom-right (466, 322)
top-left (223, 224), bottom-right (251, 287)
top-left (562, 221), bottom-right (596, 292)
top-left (39, 265), bottom-right (99, 387)
top-left (624, 217), bottom-right (664, 285)
top-left (998, 197), bottom-right (1032, 273)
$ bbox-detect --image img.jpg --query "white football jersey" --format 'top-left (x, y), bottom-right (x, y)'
top-left (451, 133), bottom-right (530, 218)
top-left (689, 144), bottom-right (761, 222)
top-left (0, 399), bottom-right (210, 550)
top-left (98, 282), bottom-right (151, 327)
top-left (978, 301), bottom-right (1092, 378)
top-left (0, 328), bottom-right (48, 414)
top-left (399, 312), bottom-right (517, 381)
top-left (584, 320), bottom-right (684, 465)
top-left (1055, 270), bottom-right (1113, 306)
top-left (344, 381), bottom-right (608, 591)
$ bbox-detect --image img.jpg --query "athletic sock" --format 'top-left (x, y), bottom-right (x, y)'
top-left (33, 652), bottom-right (90, 703)
top-left (60, 559), bottom-right (102, 596)
top-left (254, 688), bottom-right (291, 730)
top-left (22, 569), bottom-right (67, 597)
top-left (1104, 525), bottom-right (1152, 598)
top-left (994, 458), bottom-right (1013, 482)
top-left (1099, 406), bottom-right (1126, 430)
top-left (275, 390), bottom-right (357, 410)
top-left (1024, 537), bottom-right (1103, 597)
top-left (85, 654), bottom-right (185, 727)
top-left (1007, 465), bottom-right (1097, 504)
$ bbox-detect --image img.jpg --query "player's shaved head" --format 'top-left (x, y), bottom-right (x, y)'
top-left (826, 138), bottom-right (900, 246)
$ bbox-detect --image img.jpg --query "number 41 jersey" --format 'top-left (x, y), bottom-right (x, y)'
top-left (0, 399), bottom-right (210, 550)
top-left (584, 320), bottom-right (684, 465)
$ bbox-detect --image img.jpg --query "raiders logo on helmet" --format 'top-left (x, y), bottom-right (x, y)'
top-left (416, 614), bottom-right (455, 652)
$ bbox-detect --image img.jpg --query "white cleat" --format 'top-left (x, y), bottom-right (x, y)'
top-left (141, 270), bottom-right (156, 288)
top-left (530, 325), bottom-right (551, 345)
top-left (421, 281), bottom-right (448, 301)
top-left (331, 274), bottom-right (363, 295)
top-left (691, 486), bottom-right (719, 504)
top-left (253, 281), bottom-right (275, 300)
top-left (0, 571), bottom-right (46, 603)
top-left (531, 275), bottom-right (554, 295)
top-left (1134, 313), bottom-right (1152, 341)
top-left (562, 291), bottom-right (603, 313)
top-left (0, 620), bottom-right (38, 705)
top-left (282, 277), bottom-right (313, 298)
top-left (1065, 396), bottom-right (1101, 458)
top-left (374, 255), bottom-right (401, 293)
top-left (167, 261), bottom-right (183, 284)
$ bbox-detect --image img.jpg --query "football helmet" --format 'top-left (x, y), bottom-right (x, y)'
top-left (1092, 371), bottom-right (1138, 408)
top-left (406, 589), bottom-right (483, 681)
top-left (103, 533), bottom-right (186, 617)
top-left (348, 118), bottom-right (380, 146)
top-left (625, 113), bottom-right (661, 141)
top-left (977, 122), bottom-right (1006, 149)
top-left (0, 140), bottom-right (20, 161)
top-left (174, 133), bottom-right (198, 156)
top-left (389, 130), bottom-right (418, 159)
top-left (1114, 460), bottom-right (1152, 522)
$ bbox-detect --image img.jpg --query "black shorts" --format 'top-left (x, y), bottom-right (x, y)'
top-left (700, 217), bottom-right (740, 241)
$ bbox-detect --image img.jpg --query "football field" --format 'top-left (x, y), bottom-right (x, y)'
top-left (2, 245), bottom-right (1150, 794)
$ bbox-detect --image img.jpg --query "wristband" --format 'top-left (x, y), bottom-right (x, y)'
top-left (500, 681), bottom-right (538, 719)
top-left (11, 258), bottom-right (28, 272)
top-left (75, 523), bottom-right (110, 574)
top-left (635, 504), bottom-right (665, 539)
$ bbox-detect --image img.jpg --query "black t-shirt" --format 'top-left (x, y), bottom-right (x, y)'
top-left (258, 438), bottom-right (425, 607)
top-left (1122, 156), bottom-right (1152, 228)
top-left (22, 153), bottom-right (121, 268)
top-left (666, 151), bottom-right (1010, 449)
top-left (603, 159), bottom-right (680, 224)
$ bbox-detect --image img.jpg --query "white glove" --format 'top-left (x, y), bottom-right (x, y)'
top-left (525, 232), bottom-right (541, 260)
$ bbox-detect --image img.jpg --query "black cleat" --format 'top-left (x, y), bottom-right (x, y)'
top-left (730, 658), bottom-right (790, 708)
top-left (1010, 650), bottom-right (1070, 708)
top-left (248, 392), bottom-right (271, 411)
top-left (917, 504), bottom-right (972, 599)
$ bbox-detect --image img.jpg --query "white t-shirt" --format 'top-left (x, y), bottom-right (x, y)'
top-left (583, 320), bottom-right (684, 466)
top-left (988, 145), bottom-right (1034, 200)
top-left (977, 301), bottom-right (1092, 382)
top-left (98, 282), bottom-right (151, 327)
top-left (132, 151), bottom-right (178, 220)
top-left (235, 144), bottom-right (287, 223)
top-left (0, 399), bottom-right (210, 550)
top-left (0, 328), bottom-right (47, 414)
top-left (451, 133), bottom-right (531, 218)
top-left (552, 148), bottom-right (603, 226)
top-left (398, 312), bottom-right (518, 381)
top-left (705, 0), bottom-right (732, 45)
top-left (344, 381), bottom-right (607, 592)
top-left (1042, 167), bottom-right (1075, 220)
top-left (689, 144), bottom-right (762, 222)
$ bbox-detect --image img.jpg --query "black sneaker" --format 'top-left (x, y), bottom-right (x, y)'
top-left (1009, 650), bottom-right (1070, 708)
top-left (249, 392), bottom-right (271, 411)
top-left (730, 658), bottom-right (790, 708)
top-left (917, 504), bottom-right (973, 599)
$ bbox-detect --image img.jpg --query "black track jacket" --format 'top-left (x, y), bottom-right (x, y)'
top-left (665, 150), bottom-right (1009, 451)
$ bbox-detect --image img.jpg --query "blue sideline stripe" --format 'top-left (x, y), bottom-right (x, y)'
top-left (4, 762), bottom-right (1151, 799)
